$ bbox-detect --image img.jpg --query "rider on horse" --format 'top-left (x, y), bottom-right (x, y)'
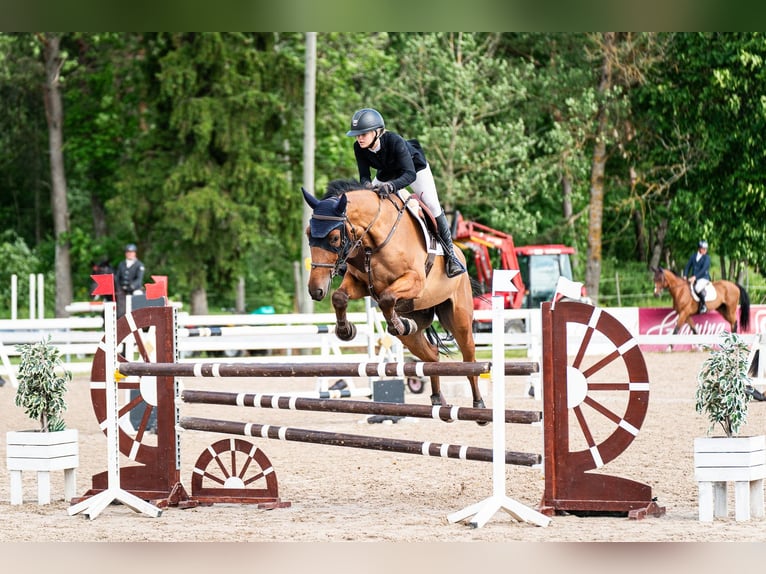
top-left (345, 108), bottom-right (466, 278)
top-left (684, 240), bottom-right (711, 314)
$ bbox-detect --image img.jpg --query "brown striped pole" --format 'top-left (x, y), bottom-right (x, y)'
top-left (181, 389), bottom-right (542, 425)
top-left (119, 360), bottom-right (538, 378)
top-left (179, 416), bottom-right (541, 467)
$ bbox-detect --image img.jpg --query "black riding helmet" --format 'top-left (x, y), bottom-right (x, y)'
top-left (346, 108), bottom-right (385, 136)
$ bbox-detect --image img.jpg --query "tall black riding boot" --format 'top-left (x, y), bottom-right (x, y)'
top-left (697, 288), bottom-right (707, 314)
top-left (435, 213), bottom-right (466, 278)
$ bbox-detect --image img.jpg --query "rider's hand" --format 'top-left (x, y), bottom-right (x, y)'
top-left (376, 182), bottom-right (395, 198)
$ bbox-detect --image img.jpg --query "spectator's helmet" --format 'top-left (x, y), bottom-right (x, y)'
top-left (346, 108), bottom-right (385, 136)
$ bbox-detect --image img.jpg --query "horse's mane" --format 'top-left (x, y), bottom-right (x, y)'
top-left (659, 266), bottom-right (683, 279)
top-left (323, 179), bottom-right (372, 199)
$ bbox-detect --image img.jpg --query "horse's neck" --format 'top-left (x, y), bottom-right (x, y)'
top-left (665, 273), bottom-right (690, 300)
top-left (348, 195), bottom-right (423, 252)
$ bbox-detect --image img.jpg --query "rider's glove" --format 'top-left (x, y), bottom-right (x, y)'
top-left (376, 182), bottom-right (396, 198)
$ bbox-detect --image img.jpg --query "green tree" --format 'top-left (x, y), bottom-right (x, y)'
top-left (367, 33), bottom-right (538, 237)
top-left (635, 33), bottom-right (766, 280)
top-left (110, 33), bottom-right (306, 313)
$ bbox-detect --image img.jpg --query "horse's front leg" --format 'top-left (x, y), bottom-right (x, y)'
top-left (378, 271), bottom-right (424, 336)
top-left (331, 276), bottom-right (368, 341)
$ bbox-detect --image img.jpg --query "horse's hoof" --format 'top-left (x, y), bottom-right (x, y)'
top-left (430, 393), bottom-right (446, 407)
top-left (473, 399), bottom-right (490, 426)
top-left (335, 322), bottom-right (357, 341)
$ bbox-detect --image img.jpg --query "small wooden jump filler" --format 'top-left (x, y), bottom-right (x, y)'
top-left (73, 299), bottom-right (664, 523)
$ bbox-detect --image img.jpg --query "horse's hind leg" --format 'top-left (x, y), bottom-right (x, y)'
top-left (398, 332), bottom-right (445, 406)
top-left (436, 301), bottom-right (485, 411)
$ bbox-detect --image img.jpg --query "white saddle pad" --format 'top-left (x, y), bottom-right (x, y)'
top-left (691, 286), bottom-right (717, 302)
top-left (401, 194), bottom-right (443, 256)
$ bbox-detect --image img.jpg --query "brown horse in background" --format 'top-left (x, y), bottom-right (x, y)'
top-left (652, 266), bottom-right (750, 333)
top-left (302, 179), bottom-right (484, 411)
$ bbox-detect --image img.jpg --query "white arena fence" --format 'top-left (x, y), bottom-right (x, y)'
top-left (2, 300), bottom-right (766, 389)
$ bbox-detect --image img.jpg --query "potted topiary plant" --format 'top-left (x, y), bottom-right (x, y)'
top-left (693, 331), bottom-right (765, 521)
top-left (6, 337), bottom-right (79, 505)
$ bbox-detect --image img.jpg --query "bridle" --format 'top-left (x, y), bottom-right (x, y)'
top-left (309, 194), bottom-right (411, 294)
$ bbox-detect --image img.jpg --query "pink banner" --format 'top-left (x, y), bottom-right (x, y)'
top-left (638, 305), bottom-right (766, 351)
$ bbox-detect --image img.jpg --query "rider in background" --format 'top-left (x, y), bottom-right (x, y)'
top-left (345, 108), bottom-right (466, 278)
top-left (683, 240), bottom-right (711, 314)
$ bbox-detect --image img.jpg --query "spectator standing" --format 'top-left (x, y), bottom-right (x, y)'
top-left (114, 243), bottom-right (145, 318)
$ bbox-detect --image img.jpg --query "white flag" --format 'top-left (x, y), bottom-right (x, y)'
top-left (554, 276), bottom-right (583, 303)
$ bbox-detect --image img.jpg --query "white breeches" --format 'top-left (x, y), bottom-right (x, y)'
top-left (694, 278), bottom-right (710, 293)
top-left (374, 164), bottom-right (443, 217)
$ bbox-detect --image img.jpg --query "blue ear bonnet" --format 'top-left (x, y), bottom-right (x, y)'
top-left (309, 196), bottom-right (346, 238)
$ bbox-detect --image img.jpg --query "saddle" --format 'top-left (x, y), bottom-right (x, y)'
top-left (396, 192), bottom-right (440, 275)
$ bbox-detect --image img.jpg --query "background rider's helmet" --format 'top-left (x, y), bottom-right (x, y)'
top-left (125, 243), bottom-right (137, 252)
top-left (698, 240), bottom-right (708, 249)
top-left (346, 108), bottom-right (385, 136)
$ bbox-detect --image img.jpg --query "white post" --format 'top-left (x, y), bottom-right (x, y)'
top-left (37, 273), bottom-right (44, 319)
top-left (11, 274), bottom-right (17, 321)
top-left (67, 301), bottom-right (162, 520)
top-left (447, 270), bottom-right (550, 528)
top-left (365, 297), bottom-right (375, 359)
top-left (28, 273), bottom-right (35, 320)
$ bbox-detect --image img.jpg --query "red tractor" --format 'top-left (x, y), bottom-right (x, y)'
top-left (452, 212), bottom-right (586, 317)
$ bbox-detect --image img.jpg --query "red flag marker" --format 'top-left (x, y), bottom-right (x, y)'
top-left (91, 274), bottom-right (115, 298)
top-left (145, 275), bottom-right (168, 300)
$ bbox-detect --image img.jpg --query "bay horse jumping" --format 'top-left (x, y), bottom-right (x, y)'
top-left (302, 179), bottom-right (485, 412)
top-left (652, 266), bottom-right (750, 334)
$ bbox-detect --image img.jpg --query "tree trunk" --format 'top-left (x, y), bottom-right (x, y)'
top-left (632, 208), bottom-right (646, 262)
top-left (560, 169), bottom-right (577, 268)
top-left (649, 215), bottom-right (669, 271)
top-left (91, 193), bottom-right (108, 238)
top-left (190, 287), bottom-right (209, 315)
top-left (235, 276), bottom-right (245, 313)
top-left (585, 32), bottom-right (615, 304)
top-left (41, 33), bottom-right (73, 318)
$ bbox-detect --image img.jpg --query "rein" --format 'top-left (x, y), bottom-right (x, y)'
top-left (347, 195), bottom-right (410, 299)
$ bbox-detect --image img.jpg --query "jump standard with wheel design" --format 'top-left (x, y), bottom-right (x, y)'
top-left (73, 299), bottom-right (664, 523)
top-left (539, 300), bottom-right (665, 519)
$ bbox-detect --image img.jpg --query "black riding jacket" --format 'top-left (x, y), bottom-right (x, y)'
top-left (115, 259), bottom-right (145, 293)
top-left (353, 131), bottom-right (427, 192)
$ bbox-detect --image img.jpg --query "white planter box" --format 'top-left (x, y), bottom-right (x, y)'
top-left (6, 429), bottom-right (79, 505)
top-left (694, 435), bottom-right (766, 521)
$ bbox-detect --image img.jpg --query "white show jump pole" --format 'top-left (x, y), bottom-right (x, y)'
top-left (68, 301), bottom-right (162, 520)
top-left (447, 269), bottom-right (551, 528)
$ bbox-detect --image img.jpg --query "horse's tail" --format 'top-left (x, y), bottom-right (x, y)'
top-left (425, 325), bottom-right (453, 356)
top-left (738, 283), bottom-right (751, 332)
top-left (468, 276), bottom-right (484, 297)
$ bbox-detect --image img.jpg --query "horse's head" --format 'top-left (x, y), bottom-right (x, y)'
top-left (652, 266), bottom-right (668, 298)
top-left (302, 187), bottom-right (349, 301)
